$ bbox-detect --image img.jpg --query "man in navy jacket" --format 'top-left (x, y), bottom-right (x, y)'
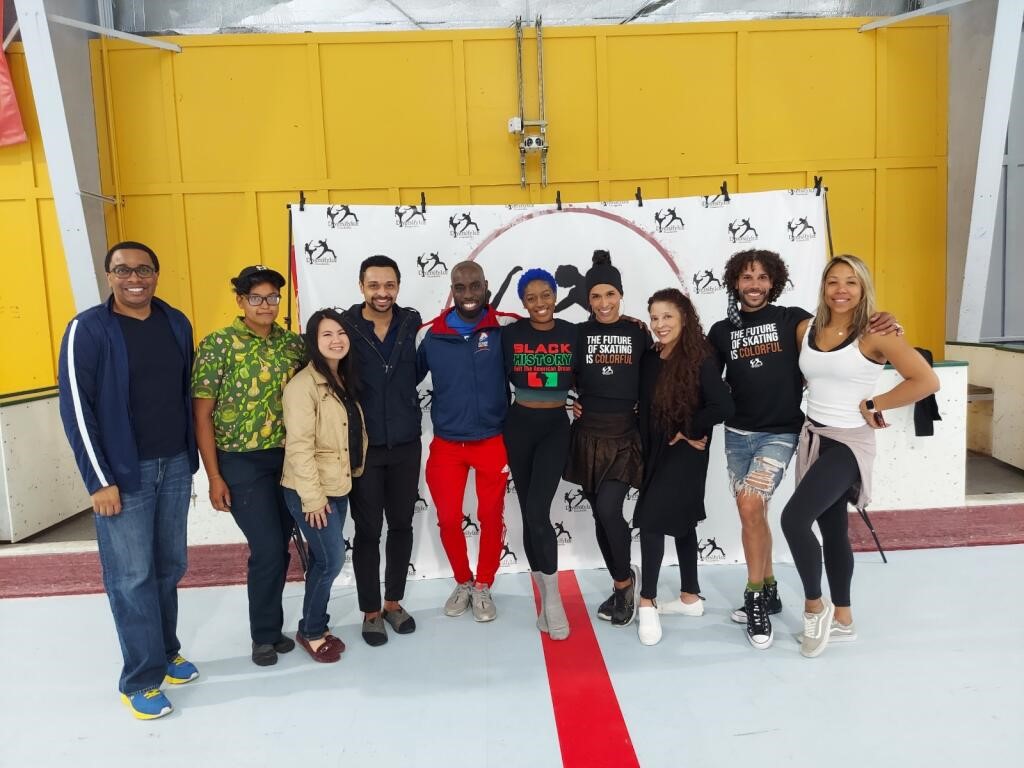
top-left (58, 241), bottom-right (199, 720)
top-left (340, 255), bottom-right (423, 646)
top-left (417, 260), bottom-right (515, 623)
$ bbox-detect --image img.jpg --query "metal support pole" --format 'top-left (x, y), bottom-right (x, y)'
top-left (957, 0), bottom-right (1024, 341)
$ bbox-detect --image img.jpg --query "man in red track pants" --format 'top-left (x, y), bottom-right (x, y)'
top-left (417, 261), bottom-right (517, 622)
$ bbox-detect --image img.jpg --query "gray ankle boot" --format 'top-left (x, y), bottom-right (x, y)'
top-left (531, 571), bottom-right (548, 632)
top-left (540, 572), bottom-right (570, 640)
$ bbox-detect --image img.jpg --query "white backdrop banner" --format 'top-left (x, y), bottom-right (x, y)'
top-left (290, 189), bottom-right (828, 584)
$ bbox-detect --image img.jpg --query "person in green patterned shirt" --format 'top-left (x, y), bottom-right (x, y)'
top-left (192, 265), bottom-right (306, 667)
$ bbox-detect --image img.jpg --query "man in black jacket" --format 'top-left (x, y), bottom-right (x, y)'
top-left (341, 255), bottom-right (423, 647)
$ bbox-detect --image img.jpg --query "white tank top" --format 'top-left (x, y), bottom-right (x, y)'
top-left (799, 325), bottom-right (885, 428)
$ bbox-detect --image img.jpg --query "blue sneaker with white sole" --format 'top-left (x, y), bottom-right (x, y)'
top-left (121, 688), bottom-right (173, 720)
top-left (165, 654), bottom-right (200, 684)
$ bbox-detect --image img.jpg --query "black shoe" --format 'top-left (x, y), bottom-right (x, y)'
top-left (361, 615), bottom-right (389, 647)
top-left (763, 580), bottom-right (782, 615)
top-left (273, 636), bottom-right (296, 654)
top-left (731, 582), bottom-right (783, 623)
top-left (610, 578), bottom-right (638, 627)
top-left (744, 590), bottom-right (773, 650)
top-left (251, 642), bottom-right (278, 666)
top-left (597, 592), bottom-right (615, 621)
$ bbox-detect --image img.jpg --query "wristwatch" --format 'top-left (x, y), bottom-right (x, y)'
top-left (865, 399), bottom-right (876, 411)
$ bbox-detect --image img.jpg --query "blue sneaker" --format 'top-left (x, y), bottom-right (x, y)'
top-left (121, 688), bottom-right (173, 720)
top-left (165, 654), bottom-right (199, 685)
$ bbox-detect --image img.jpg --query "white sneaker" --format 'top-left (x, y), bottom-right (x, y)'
top-left (657, 595), bottom-right (704, 617)
top-left (637, 605), bottom-right (662, 646)
top-left (800, 600), bottom-right (835, 658)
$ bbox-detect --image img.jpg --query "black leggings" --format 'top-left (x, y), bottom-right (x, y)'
top-left (639, 528), bottom-right (699, 600)
top-left (781, 434), bottom-right (859, 607)
top-left (503, 404), bottom-right (570, 574)
top-left (586, 480), bottom-right (633, 583)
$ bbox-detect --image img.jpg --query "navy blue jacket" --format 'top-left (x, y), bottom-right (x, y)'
top-left (341, 303), bottom-right (422, 448)
top-left (416, 307), bottom-right (516, 442)
top-left (58, 296), bottom-right (199, 495)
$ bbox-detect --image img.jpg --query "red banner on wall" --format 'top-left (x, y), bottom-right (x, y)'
top-left (0, 8), bottom-right (29, 147)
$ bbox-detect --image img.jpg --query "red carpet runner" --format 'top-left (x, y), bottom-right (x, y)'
top-left (533, 571), bottom-right (640, 768)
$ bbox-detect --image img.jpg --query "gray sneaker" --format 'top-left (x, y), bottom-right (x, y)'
top-left (800, 599), bottom-right (835, 658)
top-left (470, 584), bottom-right (497, 622)
top-left (793, 619), bottom-right (857, 644)
top-left (444, 580), bottom-right (473, 617)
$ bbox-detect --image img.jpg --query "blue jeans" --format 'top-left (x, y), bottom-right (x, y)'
top-left (724, 429), bottom-right (799, 500)
top-left (93, 452), bottom-right (191, 695)
top-left (281, 487), bottom-right (348, 640)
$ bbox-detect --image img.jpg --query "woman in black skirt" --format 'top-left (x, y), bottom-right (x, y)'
top-left (633, 288), bottom-right (733, 645)
top-left (563, 251), bottom-right (650, 627)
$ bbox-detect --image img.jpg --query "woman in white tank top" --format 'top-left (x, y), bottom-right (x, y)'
top-left (781, 255), bottom-right (939, 659)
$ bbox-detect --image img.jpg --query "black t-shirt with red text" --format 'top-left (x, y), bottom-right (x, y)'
top-left (708, 304), bottom-right (811, 434)
top-left (502, 318), bottom-right (576, 401)
top-left (574, 318), bottom-right (651, 413)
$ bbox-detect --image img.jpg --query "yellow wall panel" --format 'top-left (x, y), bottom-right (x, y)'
top-left (879, 167), bottom-right (944, 354)
top-left (609, 178), bottom-right (668, 202)
top-left (607, 33), bottom-right (737, 173)
top-left (884, 28), bottom-right (943, 158)
top-left (121, 194), bottom-right (194, 318)
top-left (470, 184), bottom-right (532, 204)
top-left (37, 200), bottom-right (77, 373)
top-left (674, 175), bottom-right (739, 198)
top-left (328, 189), bottom-right (390, 204)
top-left (825, 169), bottom-right (876, 269)
top-left (174, 45), bottom-right (317, 184)
top-left (320, 41), bottom-right (458, 184)
top-left (542, 37), bottom-right (599, 179)
top-left (106, 49), bottom-right (174, 186)
top-left (183, 193), bottom-right (261, 339)
top-left (0, 18), bottom-right (950, 393)
top-left (743, 29), bottom-right (875, 162)
top-left (464, 39), bottom-right (520, 180)
top-left (0, 201), bottom-right (54, 392)
top-left (742, 172), bottom-right (808, 192)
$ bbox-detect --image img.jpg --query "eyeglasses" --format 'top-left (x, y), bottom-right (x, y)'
top-left (244, 294), bottom-right (282, 306)
top-left (109, 265), bottom-right (156, 278)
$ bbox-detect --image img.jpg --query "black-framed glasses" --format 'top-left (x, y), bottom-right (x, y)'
top-left (109, 265), bottom-right (156, 278)
top-left (244, 294), bottom-right (282, 306)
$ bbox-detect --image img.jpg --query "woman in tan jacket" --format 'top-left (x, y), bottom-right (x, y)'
top-left (281, 308), bottom-right (367, 663)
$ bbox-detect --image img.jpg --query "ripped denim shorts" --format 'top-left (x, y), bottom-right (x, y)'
top-left (724, 428), bottom-right (799, 500)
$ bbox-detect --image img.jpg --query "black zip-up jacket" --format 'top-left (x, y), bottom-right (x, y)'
top-left (341, 303), bottom-right (422, 448)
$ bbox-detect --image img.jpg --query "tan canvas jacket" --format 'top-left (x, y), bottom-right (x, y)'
top-left (281, 364), bottom-right (367, 513)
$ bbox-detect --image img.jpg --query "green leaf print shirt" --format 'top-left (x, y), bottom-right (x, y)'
top-left (191, 318), bottom-right (307, 452)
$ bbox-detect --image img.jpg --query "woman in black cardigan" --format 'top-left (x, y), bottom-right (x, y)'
top-left (634, 288), bottom-right (734, 646)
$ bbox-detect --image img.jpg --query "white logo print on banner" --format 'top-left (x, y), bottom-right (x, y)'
top-left (292, 190), bottom-right (827, 581)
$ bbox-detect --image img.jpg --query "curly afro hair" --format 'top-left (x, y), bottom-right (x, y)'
top-left (722, 249), bottom-right (790, 305)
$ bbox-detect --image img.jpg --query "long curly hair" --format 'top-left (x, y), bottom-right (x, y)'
top-left (648, 288), bottom-right (712, 434)
top-left (303, 308), bottom-right (359, 402)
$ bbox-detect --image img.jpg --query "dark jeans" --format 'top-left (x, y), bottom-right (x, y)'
top-left (281, 488), bottom-right (347, 639)
top-left (503, 404), bottom-right (570, 574)
top-left (93, 451), bottom-right (191, 695)
top-left (586, 480), bottom-right (633, 583)
top-left (781, 434), bottom-right (859, 607)
top-left (639, 528), bottom-right (700, 600)
top-left (218, 448), bottom-right (292, 644)
top-left (348, 440), bottom-right (420, 613)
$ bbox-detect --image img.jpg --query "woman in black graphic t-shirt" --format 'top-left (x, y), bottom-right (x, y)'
top-left (564, 250), bottom-right (650, 627)
top-left (502, 268), bottom-right (577, 641)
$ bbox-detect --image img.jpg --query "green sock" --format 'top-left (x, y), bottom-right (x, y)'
top-left (746, 581), bottom-right (764, 592)
top-left (764, 575), bottom-right (777, 586)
